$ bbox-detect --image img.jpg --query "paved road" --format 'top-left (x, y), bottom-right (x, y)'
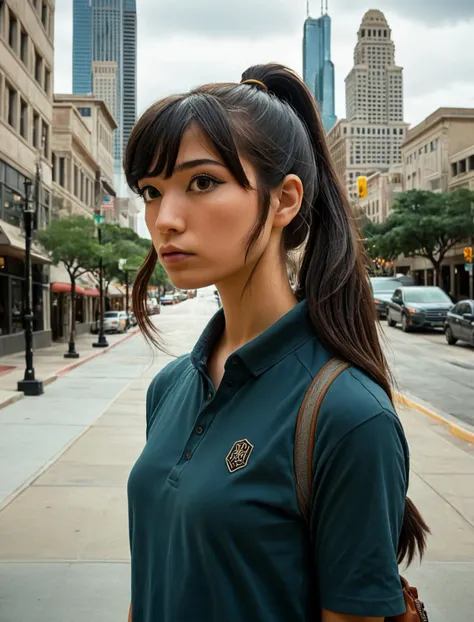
top-left (382, 322), bottom-right (474, 427)
top-left (0, 298), bottom-right (473, 621)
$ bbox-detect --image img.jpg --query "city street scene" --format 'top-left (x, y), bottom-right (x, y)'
top-left (1, 0), bottom-right (474, 621)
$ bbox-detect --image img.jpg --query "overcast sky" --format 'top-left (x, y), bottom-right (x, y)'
top-left (54, 0), bottom-right (474, 125)
top-left (54, 0), bottom-right (474, 235)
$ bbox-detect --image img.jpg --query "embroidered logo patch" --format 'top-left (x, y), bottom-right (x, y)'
top-left (226, 439), bottom-right (254, 473)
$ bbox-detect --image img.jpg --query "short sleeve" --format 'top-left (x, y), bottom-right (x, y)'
top-left (311, 410), bottom-right (409, 618)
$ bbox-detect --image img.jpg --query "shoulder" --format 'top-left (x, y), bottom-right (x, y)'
top-left (146, 354), bottom-right (193, 428)
top-left (315, 364), bottom-right (408, 467)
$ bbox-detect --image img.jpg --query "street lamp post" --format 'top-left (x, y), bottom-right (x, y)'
top-left (93, 222), bottom-right (108, 348)
top-left (17, 179), bottom-right (44, 396)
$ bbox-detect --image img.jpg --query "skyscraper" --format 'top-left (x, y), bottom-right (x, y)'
top-left (326, 10), bottom-right (408, 202)
top-left (303, 1), bottom-right (337, 133)
top-left (73, 0), bottom-right (137, 193)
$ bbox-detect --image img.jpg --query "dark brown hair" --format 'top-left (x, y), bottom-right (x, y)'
top-left (124, 63), bottom-right (429, 565)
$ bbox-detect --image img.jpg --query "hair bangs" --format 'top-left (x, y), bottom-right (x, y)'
top-left (125, 91), bottom-right (252, 193)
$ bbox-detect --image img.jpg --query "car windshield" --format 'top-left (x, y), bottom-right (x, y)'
top-left (404, 289), bottom-right (451, 303)
top-left (104, 312), bottom-right (119, 318)
top-left (371, 279), bottom-right (400, 294)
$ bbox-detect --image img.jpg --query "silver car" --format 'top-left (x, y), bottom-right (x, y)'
top-left (103, 311), bottom-right (127, 333)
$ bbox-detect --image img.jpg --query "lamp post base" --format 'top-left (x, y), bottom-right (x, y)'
top-left (93, 333), bottom-right (109, 348)
top-left (64, 352), bottom-right (80, 359)
top-left (18, 378), bottom-right (44, 396)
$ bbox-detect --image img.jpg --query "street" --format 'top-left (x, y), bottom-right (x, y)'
top-left (0, 298), bottom-right (473, 621)
top-left (382, 322), bottom-right (474, 428)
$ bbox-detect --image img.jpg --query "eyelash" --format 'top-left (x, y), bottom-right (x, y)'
top-left (138, 174), bottom-right (224, 203)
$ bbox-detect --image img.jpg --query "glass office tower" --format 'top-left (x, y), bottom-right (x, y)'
top-left (303, 9), bottom-right (337, 133)
top-left (73, 0), bottom-right (137, 192)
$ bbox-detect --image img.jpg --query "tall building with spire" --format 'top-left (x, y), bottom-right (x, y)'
top-left (72, 0), bottom-right (137, 194)
top-left (303, 1), bottom-right (337, 133)
top-left (327, 10), bottom-right (408, 203)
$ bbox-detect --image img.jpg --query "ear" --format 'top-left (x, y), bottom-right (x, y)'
top-left (271, 174), bottom-right (304, 230)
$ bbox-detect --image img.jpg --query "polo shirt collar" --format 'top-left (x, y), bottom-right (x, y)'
top-left (190, 300), bottom-right (315, 377)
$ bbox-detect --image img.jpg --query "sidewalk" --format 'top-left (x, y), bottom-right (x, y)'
top-left (0, 327), bottom-right (140, 410)
top-left (0, 301), bottom-right (473, 621)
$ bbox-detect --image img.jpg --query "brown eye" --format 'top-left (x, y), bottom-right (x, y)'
top-left (141, 186), bottom-right (161, 202)
top-left (188, 175), bottom-right (220, 193)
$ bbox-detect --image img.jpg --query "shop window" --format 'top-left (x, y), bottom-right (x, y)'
top-left (35, 50), bottom-right (42, 84)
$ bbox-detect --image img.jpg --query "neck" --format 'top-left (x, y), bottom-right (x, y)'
top-left (215, 247), bottom-right (298, 355)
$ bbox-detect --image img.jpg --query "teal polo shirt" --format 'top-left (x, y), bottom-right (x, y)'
top-left (127, 300), bottom-right (409, 622)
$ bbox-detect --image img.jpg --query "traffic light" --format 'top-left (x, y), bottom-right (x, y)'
top-left (357, 176), bottom-right (368, 199)
top-left (464, 247), bottom-right (473, 263)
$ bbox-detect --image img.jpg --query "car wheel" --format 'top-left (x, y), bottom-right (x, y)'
top-left (445, 326), bottom-right (457, 345)
top-left (387, 312), bottom-right (396, 328)
top-left (401, 314), bottom-right (411, 333)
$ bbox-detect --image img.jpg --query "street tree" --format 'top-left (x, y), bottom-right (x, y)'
top-left (375, 189), bottom-right (474, 286)
top-left (37, 216), bottom-right (101, 358)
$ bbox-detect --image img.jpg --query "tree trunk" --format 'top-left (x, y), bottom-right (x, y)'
top-left (430, 259), bottom-right (442, 287)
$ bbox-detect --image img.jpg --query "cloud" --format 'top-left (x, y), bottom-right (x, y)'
top-left (331, 0), bottom-right (474, 25)
top-left (138, 0), bottom-right (304, 39)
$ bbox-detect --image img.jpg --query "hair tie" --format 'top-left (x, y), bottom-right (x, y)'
top-left (241, 79), bottom-right (268, 91)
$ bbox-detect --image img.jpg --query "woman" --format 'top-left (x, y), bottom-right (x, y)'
top-left (126, 64), bottom-right (429, 622)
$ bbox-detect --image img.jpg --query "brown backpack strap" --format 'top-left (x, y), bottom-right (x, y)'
top-left (294, 358), bottom-right (350, 520)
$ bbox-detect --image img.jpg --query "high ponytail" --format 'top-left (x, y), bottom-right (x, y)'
top-left (124, 63), bottom-right (429, 564)
top-left (242, 63), bottom-right (430, 565)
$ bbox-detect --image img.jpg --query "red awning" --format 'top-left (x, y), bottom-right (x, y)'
top-left (51, 282), bottom-right (87, 295)
top-left (83, 288), bottom-right (100, 297)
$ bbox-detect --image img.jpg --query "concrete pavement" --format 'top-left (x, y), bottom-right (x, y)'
top-left (0, 298), bottom-right (473, 621)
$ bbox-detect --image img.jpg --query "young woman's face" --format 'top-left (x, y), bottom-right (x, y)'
top-left (138, 124), bottom-right (272, 291)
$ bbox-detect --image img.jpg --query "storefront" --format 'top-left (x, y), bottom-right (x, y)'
top-left (50, 265), bottom-right (101, 341)
top-left (0, 227), bottom-right (51, 356)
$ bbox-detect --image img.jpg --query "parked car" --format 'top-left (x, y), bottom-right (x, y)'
top-left (370, 277), bottom-right (409, 318)
top-left (160, 294), bottom-right (175, 306)
top-left (387, 286), bottom-right (454, 332)
top-left (103, 311), bottom-right (127, 333)
top-left (445, 300), bottom-right (474, 346)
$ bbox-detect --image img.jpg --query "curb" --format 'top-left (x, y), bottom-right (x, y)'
top-left (395, 392), bottom-right (474, 445)
top-left (0, 328), bottom-right (140, 410)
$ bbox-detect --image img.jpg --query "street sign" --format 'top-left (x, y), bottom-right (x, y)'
top-left (93, 214), bottom-right (104, 224)
top-left (465, 263), bottom-right (473, 273)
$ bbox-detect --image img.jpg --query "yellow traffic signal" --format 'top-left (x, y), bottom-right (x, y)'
top-left (464, 247), bottom-right (473, 263)
top-left (357, 176), bottom-right (368, 199)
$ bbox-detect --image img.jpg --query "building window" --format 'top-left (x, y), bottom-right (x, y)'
top-left (41, 120), bottom-right (49, 158)
top-left (459, 159), bottom-right (467, 174)
top-left (35, 51), bottom-right (42, 84)
top-left (52, 153), bottom-right (57, 182)
top-left (469, 155), bottom-right (474, 171)
top-left (74, 165), bottom-right (78, 196)
top-left (8, 9), bottom-right (18, 51)
top-left (59, 157), bottom-right (65, 187)
top-left (80, 171), bottom-right (84, 202)
top-left (6, 84), bottom-right (17, 129)
top-left (41, 1), bottom-right (48, 30)
top-left (32, 111), bottom-right (39, 147)
top-left (44, 67), bottom-right (51, 95)
top-left (451, 163), bottom-right (457, 177)
top-left (77, 107), bottom-right (91, 117)
top-left (20, 98), bottom-right (27, 139)
top-left (20, 27), bottom-right (28, 64)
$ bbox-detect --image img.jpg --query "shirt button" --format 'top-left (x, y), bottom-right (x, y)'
top-left (185, 450), bottom-right (192, 460)
top-left (231, 359), bottom-right (237, 366)
top-left (195, 425), bottom-right (204, 435)
top-left (207, 392), bottom-right (212, 400)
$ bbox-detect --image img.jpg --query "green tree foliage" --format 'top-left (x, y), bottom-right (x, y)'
top-left (374, 189), bottom-right (474, 285)
top-left (37, 216), bottom-right (100, 348)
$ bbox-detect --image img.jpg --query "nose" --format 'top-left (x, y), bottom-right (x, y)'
top-left (152, 193), bottom-right (186, 234)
